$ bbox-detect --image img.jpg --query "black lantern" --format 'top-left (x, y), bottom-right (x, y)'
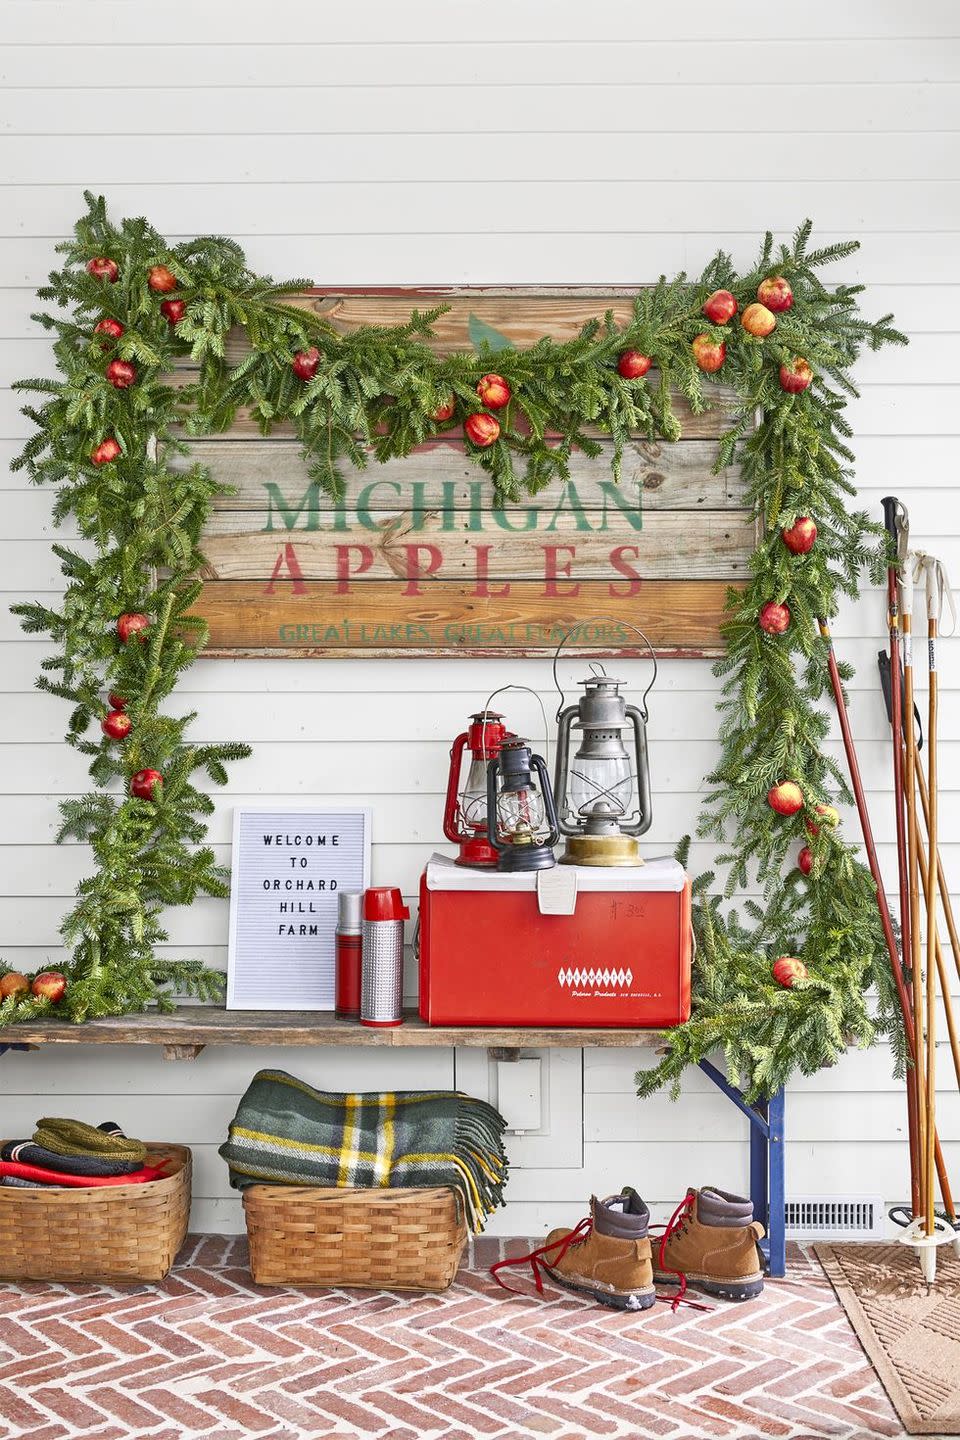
top-left (486, 737), bottom-right (560, 872)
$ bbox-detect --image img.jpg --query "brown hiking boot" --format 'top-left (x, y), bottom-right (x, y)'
top-left (654, 1186), bottom-right (765, 1302)
top-left (540, 1189), bottom-right (656, 1311)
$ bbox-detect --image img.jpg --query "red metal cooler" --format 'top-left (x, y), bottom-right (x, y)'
top-left (418, 854), bottom-right (691, 1028)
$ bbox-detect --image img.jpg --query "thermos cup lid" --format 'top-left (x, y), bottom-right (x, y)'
top-left (363, 886), bottom-right (411, 921)
top-left (337, 891), bottom-right (363, 931)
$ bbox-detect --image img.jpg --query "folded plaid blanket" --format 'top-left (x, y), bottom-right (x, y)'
top-left (219, 1069), bottom-right (508, 1232)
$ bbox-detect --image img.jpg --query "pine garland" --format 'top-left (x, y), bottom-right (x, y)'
top-left (3, 198), bottom-right (906, 1097)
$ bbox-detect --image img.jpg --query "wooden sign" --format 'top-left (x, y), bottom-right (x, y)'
top-left (182, 289), bottom-right (753, 658)
top-left (226, 807), bottom-right (371, 1011)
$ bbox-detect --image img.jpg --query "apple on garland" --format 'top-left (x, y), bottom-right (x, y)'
top-left (32, 971), bottom-right (68, 1003)
top-left (768, 781), bottom-right (803, 816)
top-left (102, 710), bottom-right (132, 741)
top-left (807, 803), bottom-right (840, 835)
top-left (117, 612), bottom-right (150, 643)
top-left (741, 303), bottom-right (776, 338)
top-left (702, 290), bottom-right (737, 325)
top-left (692, 334), bottom-right (725, 373)
top-left (130, 769), bottom-right (163, 801)
top-left (780, 357), bottom-right (813, 394)
top-left (161, 299), bottom-right (186, 326)
top-left (86, 256), bottom-right (119, 283)
top-left (91, 437), bottom-right (121, 466)
top-left (106, 359), bottom-right (136, 389)
top-left (476, 374), bottom-right (511, 408)
top-left (430, 395), bottom-right (456, 422)
top-left (465, 413), bottom-right (500, 447)
top-left (93, 317), bottom-right (124, 344)
top-left (617, 350), bottom-right (652, 379)
top-left (148, 265), bottom-right (178, 293)
top-left (797, 846), bottom-right (814, 876)
top-left (108, 691), bottom-right (127, 710)
top-left (757, 275), bottom-right (793, 313)
top-left (782, 516), bottom-right (817, 554)
top-left (759, 601), bottom-right (791, 634)
top-left (772, 956), bottom-right (809, 988)
top-left (291, 347), bottom-right (320, 381)
top-left (0, 972), bottom-right (29, 1000)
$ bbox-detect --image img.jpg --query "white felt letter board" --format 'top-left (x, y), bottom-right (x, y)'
top-left (227, 807), bottom-right (371, 1010)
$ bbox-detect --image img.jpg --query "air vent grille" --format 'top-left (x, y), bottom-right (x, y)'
top-left (784, 1196), bottom-right (885, 1240)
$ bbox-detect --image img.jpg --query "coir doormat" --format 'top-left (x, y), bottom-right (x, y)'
top-left (816, 1241), bottom-right (960, 1435)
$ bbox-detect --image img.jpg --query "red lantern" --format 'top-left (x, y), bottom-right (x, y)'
top-left (443, 710), bottom-right (510, 867)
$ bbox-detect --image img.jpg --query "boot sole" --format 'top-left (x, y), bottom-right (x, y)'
top-left (542, 1264), bottom-right (657, 1311)
top-left (653, 1268), bottom-right (764, 1303)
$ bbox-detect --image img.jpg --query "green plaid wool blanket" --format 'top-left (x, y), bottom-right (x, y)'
top-left (219, 1069), bottom-right (508, 1232)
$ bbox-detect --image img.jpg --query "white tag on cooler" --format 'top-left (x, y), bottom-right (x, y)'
top-left (536, 866), bottom-right (578, 915)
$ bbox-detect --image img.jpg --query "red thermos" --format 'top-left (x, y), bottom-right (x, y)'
top-left (335, 891), bottom-right (363, 1019)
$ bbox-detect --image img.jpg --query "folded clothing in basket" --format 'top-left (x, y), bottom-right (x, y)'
top-left (0, 1120), bottom-right (149, 1188)
top-left (219, 1069), bottom-right (508, 1232)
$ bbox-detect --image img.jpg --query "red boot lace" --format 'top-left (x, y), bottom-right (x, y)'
top-left (490, 1216), bottom-right (593, 1296)
top-left (651, 1190), bottom-right (712, 1313)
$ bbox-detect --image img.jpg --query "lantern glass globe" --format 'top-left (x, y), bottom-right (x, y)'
top-left (497, 785), bottom-right (547, 845)
top-left (568, 749), bottom-right (635, 823)
top-left (460, 756), bottom-right (491, 828)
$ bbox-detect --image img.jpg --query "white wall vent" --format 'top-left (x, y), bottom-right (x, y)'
top-left (784, 1196), bottom-right (886, 1240)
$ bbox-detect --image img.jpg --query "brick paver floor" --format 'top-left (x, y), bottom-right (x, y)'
top-left (0, 1237), bottom-right (906, 1439)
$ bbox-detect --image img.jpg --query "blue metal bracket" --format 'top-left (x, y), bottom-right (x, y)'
top-left (697, 1059), bottom-right (786, 1278)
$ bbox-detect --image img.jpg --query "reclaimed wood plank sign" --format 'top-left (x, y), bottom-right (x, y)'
top-left (227, 807), bottom-right (371, 1011)
top-left (183, 289), bottom-right (752, 657)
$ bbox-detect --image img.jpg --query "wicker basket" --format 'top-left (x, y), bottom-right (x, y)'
top-left (0, 1143), bottom-right (191, 1284)
top-left (242, 1184), bottom-right (467, 1291)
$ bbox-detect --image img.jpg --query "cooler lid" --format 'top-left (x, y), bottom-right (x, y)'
top-left (424, 852), bottom-right (686, 893)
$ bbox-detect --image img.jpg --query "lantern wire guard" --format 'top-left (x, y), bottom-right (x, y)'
top-left (551, 619), bottom-right (658, 866)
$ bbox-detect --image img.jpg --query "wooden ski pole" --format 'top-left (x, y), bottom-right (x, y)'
top-left (818, 616), bottom-right (955, 1221)
top-left (921, 555), bottom-right (943, 1245)
top-left (884, 497), bottom-right (922, 1217)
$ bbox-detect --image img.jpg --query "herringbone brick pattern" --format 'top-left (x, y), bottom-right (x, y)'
top-left (0, 1236), bottom-right (905, 1439)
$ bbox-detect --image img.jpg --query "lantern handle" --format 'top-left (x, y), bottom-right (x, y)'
top-left (483, 684), bottom-right (552, 767)
top-left (551, 617), bottom-right (658, 723)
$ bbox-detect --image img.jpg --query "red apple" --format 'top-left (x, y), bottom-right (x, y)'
top-left (160, 299), bottom-right (186, 325)
top-left (93, 317), bottom-right (125, 343)
top-left (772, 956), bottom-right (808, 989)
top-left (117, 612), bottom-right (150, 643)
top-left (740, 302), bottom-right (777, 338)
top-left (106, 359), bottom-right (136, 389)
top-left (130, 769), bottom-right (163, 801)
top-left (464, 413), bottom-right (500, 447)
top-left (617, 350), bottom-right (652, 379)
top-left (806, 804), bottom-right (840, 836)
top-left (692, 334), bottom-right (726, 373)
top-left (779, 357), bottom-right (813, 394)
top-left (107, 692), bottom-right (127, 710)
top-left (797, 846), bottom-right (814, 876)
top-left (476, 373), bottom-right (512, 409)
top-left (31, 971), bottom-right (67, 1002)
top-left (0, 972), bottom-right (30, 1000)
top-left (87, 257), bottom-right (119, 283)
top-left (702, 290), bottom-right (738, 325)
top-left (767, 781), bottom-right (803, 816)
top-left (91, 437), bottom-right (122, 466)
top-left (102, 710), bottom-right (132, 741)
top-left (291, 347), bottom-right (320, 381)
top-left (148, 264), bottom-right (178, 293)
top-left (757, 275), bottom-right (793, 313)
top-left (782, 516), bottom-right (817, 554)
top-left (759, 601), bottom-right (791, 635)
top-left (430, 395), bottom-right (456, 422)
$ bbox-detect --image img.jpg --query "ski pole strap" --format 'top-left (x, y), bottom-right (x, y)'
top-left (918, 553), bottom-right (957, 633)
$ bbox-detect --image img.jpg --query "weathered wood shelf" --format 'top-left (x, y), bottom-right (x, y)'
top-left (0, 1006), bottom-right (664, 1061)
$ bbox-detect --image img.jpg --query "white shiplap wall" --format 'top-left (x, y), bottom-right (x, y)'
top-left (1, 0), bottom-right (959, 1235)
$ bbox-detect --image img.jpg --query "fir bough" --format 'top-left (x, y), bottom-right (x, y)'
top-left (6, 199), bottom-right (905, 1079)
